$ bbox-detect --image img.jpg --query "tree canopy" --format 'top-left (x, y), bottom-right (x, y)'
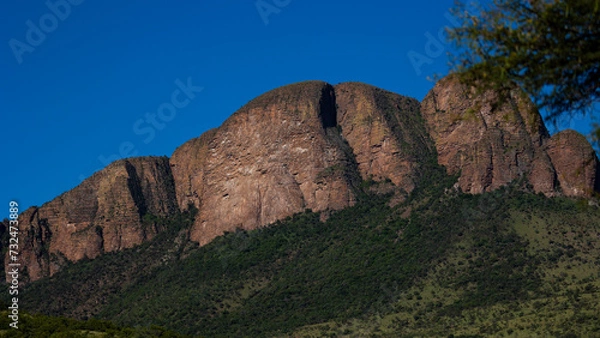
top-left (447, 0), bottom-right (600, 125)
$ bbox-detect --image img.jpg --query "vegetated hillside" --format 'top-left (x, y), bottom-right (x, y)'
top-left (0, 310), bottom-right (187, 337)
top-left (11, 168), bottom-right (600, 337)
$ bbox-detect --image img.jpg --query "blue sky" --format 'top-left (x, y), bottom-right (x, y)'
top-left (1, 0), bottom-right (594, 212)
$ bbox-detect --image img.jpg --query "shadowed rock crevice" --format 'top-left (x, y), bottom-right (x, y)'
top-left (595, 159), bottom-right (600, 194)
top-left (125, 162), bottom-right (147, 219)
top-left (171, 128), bottom-right (218, 211)
top-left (319, 84), bottom-right (337, 129)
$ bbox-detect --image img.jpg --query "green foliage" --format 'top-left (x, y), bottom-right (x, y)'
top-left (0, 311), bottom-right (188, 337)
top-left (315, 164), bottom-right (345, 180)
top-left (142, 213), bottom-right (161, 225)
top-left (8, 175), bottom-right (600, 337)
top-left (448, 0), bottom-right (600, 123)
top-left (10, 207), bottom-right (198, 323)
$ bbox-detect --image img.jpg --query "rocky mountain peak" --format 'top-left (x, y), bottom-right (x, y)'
top-left (6, 156), bottom-right (178, 282)
top-left (6, 77), bottom-right (599, 283)
top-left (421, 75), bottom-right (598, 197)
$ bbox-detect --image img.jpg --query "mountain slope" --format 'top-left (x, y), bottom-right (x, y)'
top-left (0, 310), bottom-right (187, 337)
top-left (12, 176), bottom-right (600, 337)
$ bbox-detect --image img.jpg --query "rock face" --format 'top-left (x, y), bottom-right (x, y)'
top-left (334, 83), bottom-right (435, 194)
top-left (7, 78), bottom-right (600, 283)
top-left (170, 128), bottom-right (218, 210)
top-left (546, 130), bottom-right (599, 197)
top-left (8, 156), bottom-right (178, 282)
top-left (421, 75), bottom-right (598, 197)
top-left (172, 82), bottom-right (354, 245)
top-left (170, 81), bottom-right (435, 245)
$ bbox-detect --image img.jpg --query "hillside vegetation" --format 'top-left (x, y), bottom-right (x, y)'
top-left (6, 170), bottom-right (600, 337)
top-left (0, 311), bottom-right (187, 337)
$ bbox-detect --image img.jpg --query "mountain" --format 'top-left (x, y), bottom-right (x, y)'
top-left (4, 76), bottom-right (599, 284)
top-left (171, 81), bottom-right (358, 246)
top-left (2, 75), bottom-right (600, 337)
top-left (6, 80), bottom-right (447, 283)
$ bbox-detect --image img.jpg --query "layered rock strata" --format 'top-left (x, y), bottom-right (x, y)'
top-left (9, 156), bottom-right (178, 282)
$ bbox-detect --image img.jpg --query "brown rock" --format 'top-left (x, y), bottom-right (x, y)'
top-left (546, 130), bottom-right (599, 197)
top-left (421, 75), bottom-right (557, 194)
top-left (7, 156), bottom-right (178, 282)
top-left (171, 129), bottom-right (218, 210)
top-left (334, 82), bottom-right (435, 193)
top-left (172, 81), bottom-right (358, 245)
top-left (173, 81), bottom-right (437, 246)
top-left (529, 150), bottom-right (558, 195)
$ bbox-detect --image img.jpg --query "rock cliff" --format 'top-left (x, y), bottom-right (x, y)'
top-left (8, 156), bottom-right (178, 282)
top-left (174, 81), bottom-right (358, 245)
top-left (421, 75), bottom-right (598, 197)
top-left (6, 78), bottom-right (599, 283)
top-left (170, 81), bottom-right (435, 245)
top-left (334, 82), bottom-right (435, 194)
top-left (545, 129), bottom-right (599, 197)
